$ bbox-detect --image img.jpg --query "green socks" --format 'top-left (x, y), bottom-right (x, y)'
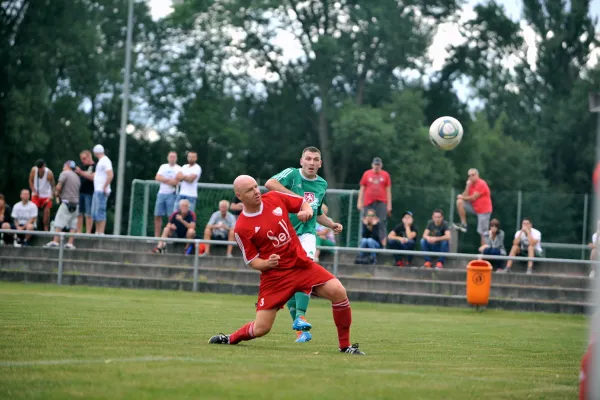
top-left (294, 292), bottom-right (310, 318)
top-left (287, 297), bottom-right (296, 321)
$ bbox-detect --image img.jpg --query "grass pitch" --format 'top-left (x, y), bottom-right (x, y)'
top-left (0, 282), bottom-right (587, 399)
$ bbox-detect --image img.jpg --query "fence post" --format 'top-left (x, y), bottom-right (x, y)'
top-left (57, 234), bottom-right (65, 286)
top-left (516, 190), bottom-right (523, 233)
top-left (346, 191), bottom-right (354, 247)
top-left (127, 180), bottom-right (137, 235)
top-left (449, 187), bottom-right (456, 223)
top-left (333, 248), bottom-right (339, 276)
top-left (141, 184), bottom-right (150, 236)
top-left (193, 240), bottom-right (199, 292)
top-left (582, 193), bottom-right (589, 260)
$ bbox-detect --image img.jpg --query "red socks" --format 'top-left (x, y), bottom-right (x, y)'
top-left (229, 321), bottom-right (255, 345)
top-left (332, 298), bottom-right (352, 349)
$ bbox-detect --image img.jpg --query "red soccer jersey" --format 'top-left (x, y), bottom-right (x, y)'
top-left (469, 178), bottom-right (493, 214)
top-left (234, 191), bottom-right (311, 270)
top-left (359, 169), bottom-right (391, 207)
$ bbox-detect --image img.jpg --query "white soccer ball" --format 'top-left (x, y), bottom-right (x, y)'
top-left (429, 116), bottom-right (464, 151)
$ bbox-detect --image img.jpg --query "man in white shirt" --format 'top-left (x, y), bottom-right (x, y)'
top-left (154, 151), bottom-right (181, 237)
top-left (499, 217), bottom-right (542, 274)
top-left (91, 144), bottom-right (113, 234)
top-left (11, 189), bottom-right (38, 247)
top-left (174, 151), bottom-right (201, 212)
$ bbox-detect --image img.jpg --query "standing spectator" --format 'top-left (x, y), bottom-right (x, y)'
top-left (357, 157), bottom-right (392, 246)
top-left (387, 211), bottom-right (418, 267)
top-left (230, 196), bottom-right (243, 216)
top-left (153, 199), bottom-right (196, 254)
top-left (75, 150), bottom-right (95, 233)
top-left (420, 209), bottom-right (451, 269)
top-left (315, 204), bottom-right (336, 262)
top-left (11, 189), bottom-right (38, 247)
top-left (0, 194), bottom-right (14, 245)
top-left (203, 200), bottom-right (236, 257)
top-left (498, 217), bottom-right (542, 274)
top-left (91, 144), bottom-right (113, 235)
top-left (44, 161), bottom-right (81, 249)
top-left (174, 151), bottom-right (201, 212)
top-left (355, 209), bottom-right (382, 265)
top-left (478, 218), bottom-right (506, 270)
top-left (28, 159), bottom-right (55, 231)
top-left (154, 151), bottom-right (181, 237)
top-left (454, 168), bottom-right (492, 244)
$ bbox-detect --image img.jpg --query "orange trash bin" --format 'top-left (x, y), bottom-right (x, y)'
top-left (466, 260), bottom-right (493, 306)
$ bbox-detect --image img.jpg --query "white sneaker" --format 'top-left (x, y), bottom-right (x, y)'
top-left (44, 241), bottom-right (59, 248)
top-left (226, 254), bottom-right (233, 258)
top-left (526, 268), bottom-right (533, 275)
top-left (0, 240), bottom-right (4, 247)
top-left (13, 241), bottom-right (21, 248)
top-left (590, 270), bottom-right (595, 279)
top-left (65, 243), bottom-right (76, 250)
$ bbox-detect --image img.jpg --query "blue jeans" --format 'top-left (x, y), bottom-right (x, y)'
top-left (483, 247), bottom-right (504, 269)
top-left (91, 191), bottom-right (109, 222)
top-left (155, 193), bottom-right (176, 217)
top-left (79, 193), bottom-right (93, 216)
top-left (387, 239), bottom-right (416, 263)
top-left (359, 238), bottom-right (381, 259)
top-left (420, 238), bottom-right (449, 263)
top-left (174, 194), bottom-right (197, 213)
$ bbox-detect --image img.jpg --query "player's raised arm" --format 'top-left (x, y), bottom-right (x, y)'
top-left (265, 168), bottom-right (297, 196)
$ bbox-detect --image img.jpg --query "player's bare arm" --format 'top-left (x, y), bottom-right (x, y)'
top-left (48, 170), bottom-right (56, 198)
top-left (249, 254), bottom-right (279, 272)
top-left (296, 202), bottom-right (313, 222)
top-left (28, 168), bottom-right (36, 194)
top-left (316, 213), bottom-right (343, 234)
top-left (265, 179), bottom-right (297, 196)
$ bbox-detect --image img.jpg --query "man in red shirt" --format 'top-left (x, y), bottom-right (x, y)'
top-left (454, 168), bottom-right (493, 244)
top-left (357, 157), bottom-right (392, 246)
top-left (208, 175), bottom-right (365, 355)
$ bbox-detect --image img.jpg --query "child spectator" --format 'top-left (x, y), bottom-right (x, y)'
top-left (478, 218), bottom-right (506, 270)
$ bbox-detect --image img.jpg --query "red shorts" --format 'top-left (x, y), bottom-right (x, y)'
top-left (256, 262), bottom-right (336, 311)
top-left (32, 195), bottom-right (52, 209)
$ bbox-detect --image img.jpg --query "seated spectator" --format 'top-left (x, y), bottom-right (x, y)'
top-left (498, 217), bottom-right (542, 274)
top-left (420, 209), bottom-right (451, 269)
top-left (355, 209), bottom-right (382, 265)
top-left (11, 189), bottom-right (38, 247)
top-left (387, 211), bottom-right (417, 267)
top-left (0, 194), bottom-right (15, 245)
top-left (588, 220), bottom-right (599, 278)
top-left (152, 199), bottom-right (196, 254)
top-left (478, 218), bottom-right (506, 270)
top-left (230, 195), bottom-right (243, 216)
top-left (315, 204), bottom-right (336, 262)
top-left (203, 200), bottom-right (236, 257)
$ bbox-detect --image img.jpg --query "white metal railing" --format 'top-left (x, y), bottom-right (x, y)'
top-left (0, 230), bottom-right (596, 290)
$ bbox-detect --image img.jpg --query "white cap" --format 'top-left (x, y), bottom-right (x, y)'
top-left (93, 144), bottom-right (104, 154)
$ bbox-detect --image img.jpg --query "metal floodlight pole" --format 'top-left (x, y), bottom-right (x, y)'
top-left (113, 0), bottom-right (134, 235)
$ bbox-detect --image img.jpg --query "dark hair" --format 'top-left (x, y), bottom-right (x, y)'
top-left (188, 151), bottom-right (197, 155)
top-left (0, 194), bottom-right (4, 201)
top-left (302, 146), bottom-right (321, 156)
top-left (490, 218), bottom-right (500, 228)
top-left (35, 159), bottom-right (45, 168)
top-left (522, 217), bottom-right (532, 224)
top-left (433, 208), bottom-right (444, 216)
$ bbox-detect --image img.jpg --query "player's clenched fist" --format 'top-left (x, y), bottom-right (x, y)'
top-left (332, 223), bottom-right (343, 234)
top-left (267, 254), bottom-right (280, 268)
top-left (297, 210), bottom-right (313, 222)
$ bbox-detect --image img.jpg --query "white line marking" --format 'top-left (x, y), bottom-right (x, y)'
top-left (0, 356), bottom-right (219, 368)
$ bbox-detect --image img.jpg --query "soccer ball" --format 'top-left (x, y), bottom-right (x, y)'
top-left (429, 116), bottom-right (464, 151)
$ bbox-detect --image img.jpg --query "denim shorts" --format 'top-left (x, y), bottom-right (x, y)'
top-left (79, 193), bottom-right (93, 216)
top-left (173, 194), bottom-right (197, 212)
top-left (155, 193), bottom-right (176, 217)
top-left (92, 191), bottom-right (109, 221)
